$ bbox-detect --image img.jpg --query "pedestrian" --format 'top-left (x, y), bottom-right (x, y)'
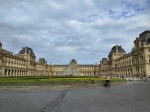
top-left (105, 75), bottom-right (110, 86)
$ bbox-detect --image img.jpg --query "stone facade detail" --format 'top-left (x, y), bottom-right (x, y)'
top-left (99, 30), bottom-right (150, 77)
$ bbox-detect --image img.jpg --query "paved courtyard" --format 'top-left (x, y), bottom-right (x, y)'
top-left (0, 82), bottom-right (150, 112)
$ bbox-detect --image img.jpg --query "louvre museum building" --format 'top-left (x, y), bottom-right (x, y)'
top-left (0, 30), bottom-right (150, 77)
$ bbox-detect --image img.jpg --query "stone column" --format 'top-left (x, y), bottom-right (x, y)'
top-left (1, 68), bottom-right (5, 76)
top-left (16, 70), bottom-right (18, 76)
top-left (14, 70), bottom-right (16, 76)
top-left (10, 70), bottom-right (12, 77)
top-left (19, 70), bottom-right (20, 76)
top-left (17, 70), bottom-right (19, 76)
top-left (14, 70), bottom-right (15, 76)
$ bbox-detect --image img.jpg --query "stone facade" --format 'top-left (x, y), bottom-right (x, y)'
top-left (0, 44), bottom-right (98, 77)
top-left (99, 30), bottom-right (150, 77)
top-left (0, 44), bottom-right (27, 76)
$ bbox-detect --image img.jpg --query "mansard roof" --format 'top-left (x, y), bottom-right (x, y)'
top-left (19, 47), bottom-right (35, 56)
top-left (139, 30), bottom-right (150, 44)
top-left (38, 58), bottom-right (46, 64)
top-left (101, 58), bottom-right (108, 64)
top-left (139, 30), bottom-right (150, 37)
top-left (70, 59), bottom-right (77, 63)
top-left (109, 45), bottom-right (126, 56)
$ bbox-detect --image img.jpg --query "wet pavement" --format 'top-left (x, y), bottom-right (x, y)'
top-left (0, 82), bottom-right (150, 112)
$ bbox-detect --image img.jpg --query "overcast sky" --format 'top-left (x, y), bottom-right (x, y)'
top-left (0, 0), bottom-right (150, 64)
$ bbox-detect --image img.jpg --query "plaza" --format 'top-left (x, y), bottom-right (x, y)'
top-left (0, 81), bottom-right (150, 112)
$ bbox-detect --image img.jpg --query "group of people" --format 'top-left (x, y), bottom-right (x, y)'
top-left (104, 75), bottom-right (149, 86)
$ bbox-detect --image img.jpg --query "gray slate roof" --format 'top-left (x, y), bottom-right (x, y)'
top-left (19, 47), bottom-right (35, 56)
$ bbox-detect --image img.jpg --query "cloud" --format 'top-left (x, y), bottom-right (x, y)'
top-left (0, 0), bottom-right (150, 64)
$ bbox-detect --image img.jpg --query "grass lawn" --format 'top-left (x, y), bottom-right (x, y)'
top-left (0, 76), bottom-right (126, 86)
